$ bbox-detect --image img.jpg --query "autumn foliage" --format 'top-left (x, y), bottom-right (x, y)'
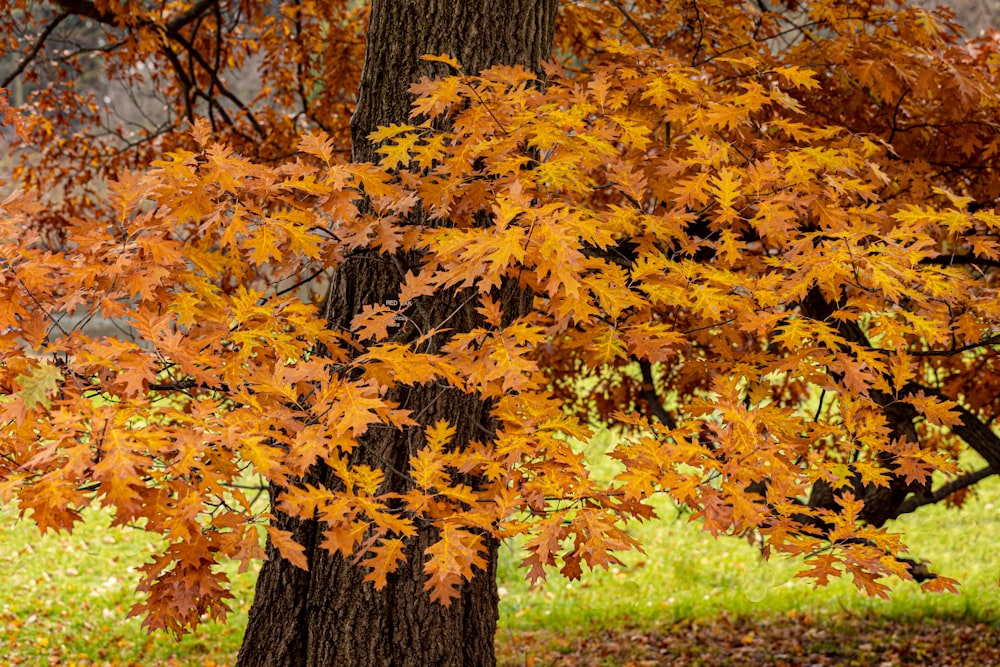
top-left (2, 0), bottom-right (1000, 635)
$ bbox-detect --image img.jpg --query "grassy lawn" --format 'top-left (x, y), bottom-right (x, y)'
top-left (1, 432), bottom-right (997, 666)
top-left (497, 432), bottom-right (1000, 633)
top-left (0, 505), bottom-right (253, 666)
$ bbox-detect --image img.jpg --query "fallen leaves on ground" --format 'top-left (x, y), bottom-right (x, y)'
top-left (497, 613), bottom-right (1000, 666)
top-left (3, 608), bottom-right (998, 665)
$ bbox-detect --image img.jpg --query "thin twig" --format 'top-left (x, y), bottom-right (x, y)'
top-left (1, 11), bottom-right (71, 89)
top-left (607, 0), bottom-right (655, 48)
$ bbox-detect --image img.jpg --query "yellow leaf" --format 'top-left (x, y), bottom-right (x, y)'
top-left (296, 131), bottom-right (336, 163)
top-left (426, 420), bottom-right (456, 451)
top-left (772, 65), bottom-right (820, 89)
top-left (711, 168), bottom-right (741, 210)
top-left (16, 361), bottom-right (62, 410)
top-left (368, 123), bottom-right (419, 143)
top-left (420, 53), bottom-right (461, 70)
top-left (593, 328), bottom-right (626, 364)
top-left (351, 304), bottom-right (400, 341)
top-left (362, 538), bottom-right (407, 589)
top-left (376, 133), bottom-right (420, 169)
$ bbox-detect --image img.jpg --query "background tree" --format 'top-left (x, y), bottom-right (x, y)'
top-left (912, 0), bottom-right (999, 32)
top-left (1, 1), bottom-right (1000, 666)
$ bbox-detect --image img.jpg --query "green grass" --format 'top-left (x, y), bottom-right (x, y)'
top-left (1, 431), bottom-right (998, 665)
top-left (496, 431), bottom-right (1000, 634)
top-left (0, 505), bottom-right (256, 666)
top-left (496, 482), bottom-right (1000, 634)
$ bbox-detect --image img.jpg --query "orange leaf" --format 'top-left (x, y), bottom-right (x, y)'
top-left (362, 538), bottom-right (407, 589)
top-left (265, 526), bottom-right (309, 571)
top-left (419, 53), bottom-right (461, 70)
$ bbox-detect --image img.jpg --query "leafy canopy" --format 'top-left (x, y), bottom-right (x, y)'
top-left (2, 0), bottom-right (1000, 633)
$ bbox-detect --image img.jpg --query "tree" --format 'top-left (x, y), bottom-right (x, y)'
top-left (1, 0), bottom-right (1000, 665)
top-left (237, 3), bottom-right (558, 665)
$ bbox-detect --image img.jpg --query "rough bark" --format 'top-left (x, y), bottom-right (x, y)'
top-left (236, 2), bottom-right (557, 666)
top-left (799, 287), bottom-right (928, 526)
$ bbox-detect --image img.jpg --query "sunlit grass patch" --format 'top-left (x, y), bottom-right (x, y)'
top-left (0, 504), bottom-right (256, 666)
top-left (1, 430), bottom-right (997, 665)
top-left (495, 430), bottom-right (1000, 633)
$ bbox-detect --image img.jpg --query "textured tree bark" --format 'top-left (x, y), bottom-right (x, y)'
top-left (236, 2), bottom-right (557, 666)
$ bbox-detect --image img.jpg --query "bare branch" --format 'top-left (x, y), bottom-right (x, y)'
top-left (888, 466), bottom-right (995, 520)
top-left (165, 0), bottom-right (218, 33)
top-left (163, 26), bottom-right (267, 138)
top-left (1, 11), bottom-right (71, 89)
top-left (904, 334), bottom-right (1000, 358)
top-left (52, 0), bottom-right (117, 25)
top-left (920, 254), bottom-right (1000, 269)
top-left (50, 0), bottom-right (266, 138)
top-left (606, 0), bottom-right (655, 48)
top-left (53, 0), bottom-right (217, 31)
top-left (638, 359), bottom-right (678, 429)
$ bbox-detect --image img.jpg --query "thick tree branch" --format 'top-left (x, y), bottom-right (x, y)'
top-left (920, 254), bottom-right (1000, 269)
top-left (53, 0), bottom-right (217, 31)
top-left (801, 287), bottom-right (1000, 499)
top-left (52, 0), bottom-right (117, 25)
top-left (800, 288), bottom-right (924, 524)
top-left (638, 359), bottom-right (677, 429)
top-left (165, 0), bottom-right (219, 33)
top-left (912, 385), bottom-right (1000, 472)
top-left (888, 466), bottom-right (995, 520)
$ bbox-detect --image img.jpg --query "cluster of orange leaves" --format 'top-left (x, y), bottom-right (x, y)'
top-left (1, 0), bottom-right (1000, 633)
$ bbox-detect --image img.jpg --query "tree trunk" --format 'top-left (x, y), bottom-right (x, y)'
top-left (236, 2), bottom-right (557, 666)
